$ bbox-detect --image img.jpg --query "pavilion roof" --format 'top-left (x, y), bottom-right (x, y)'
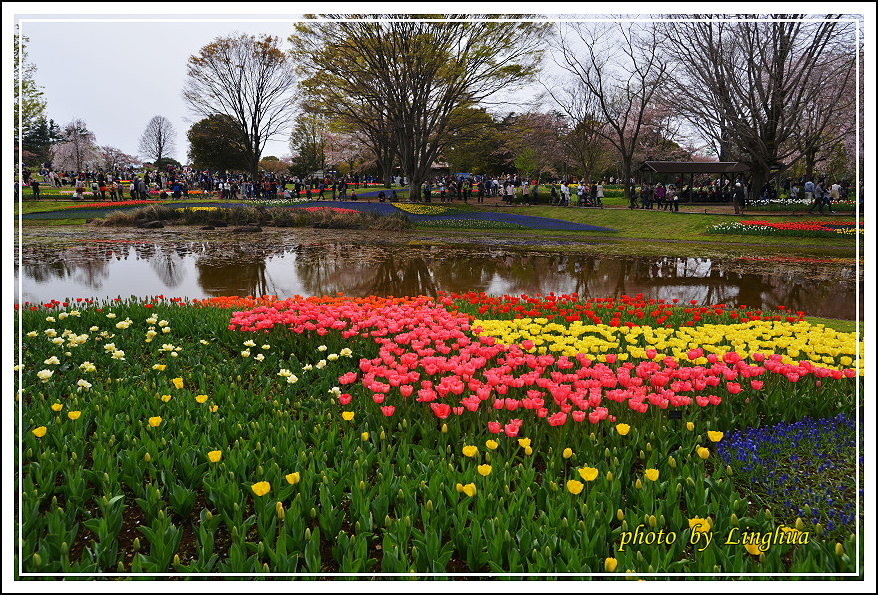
top-left (640, 161), bottom-right (750, 174)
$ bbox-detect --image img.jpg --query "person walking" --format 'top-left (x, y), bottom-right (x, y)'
top-left (30, 178), bottom-right (41, 200)
top-left (654, 183), bottom-right (666, 210)
top-left (732, 182), bottom-right (745, 214)
top-left (804, 179), bottom-right (817, 212)
top-left (808, 181), bottom-right (825, 214)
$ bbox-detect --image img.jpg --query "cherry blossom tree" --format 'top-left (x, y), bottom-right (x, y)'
top-left (50, 118), bottom-right (99, 172)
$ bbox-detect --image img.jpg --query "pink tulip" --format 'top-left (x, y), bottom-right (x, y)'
top-left (547, 412), bottom-right (567, 426)
top-left (687, 348), bottom-right (703, 360)
top-left (381, 405), bottom-right (395, 416)
top-left (722, 352), bottom-right (741, 364)
top-left (430, 402), bottom-right (451, 419)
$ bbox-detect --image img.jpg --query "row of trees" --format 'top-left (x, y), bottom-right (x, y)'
top-left (18, 15), bottom-right (861, 198)
top-left (281, 15), bottom-right (857, 199)
top-left (23, 115), bottom-right (180, 175)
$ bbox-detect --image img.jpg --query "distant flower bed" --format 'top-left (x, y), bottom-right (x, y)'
top-left (748, 198), bottom-right (857, 211)
top-left (414, 218), bottom-right (527, 230)
top-left (706, 220), bottom-right (863, 238)
top-left (294, 206), bottom-right (360, 215)
top-left (176, 206), bottom-right (219, 212)
top-left (62, 200), bottom-right (163, 209)
top-left (244, 198), bottom-right (311, 207)
top-left (392, 202), bottom-right (461, 215)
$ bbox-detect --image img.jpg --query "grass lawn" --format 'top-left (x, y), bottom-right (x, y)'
top-left (16, 188), bottom-right (862, 257)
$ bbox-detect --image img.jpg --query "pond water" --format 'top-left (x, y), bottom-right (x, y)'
top-left (15, 228), bottom-right (862, 320)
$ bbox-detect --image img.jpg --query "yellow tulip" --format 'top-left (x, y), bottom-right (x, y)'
top-left (148, 416), bottom-right (162, 427)
top-left (578, 467), bottom-right (599, 482)
top-left (455, 483), bottom-right (464, 493)
top-left (524, 446), bottom-right (533, 456)
top-left (707, 431), bottom-right (724, 443)
top-left (251, 481), bottom-right (271, 497)
top-left (462, 483), bottom-right (477, 497)
top-left (172, 377), bottom-right (184, 389)
top-left (478, 464), bottom-right (492, 476)
top-left (644, 469), bottom-right (659, 482)
top-left (341, 411), bottom-right (354, 421)
top-left (161, 394), bottom-right (172, 402)
top-left (696, 446), bottom-right (710, 459)
top-left (566, 480), bottom-right (584, 495)
top-left (209, 405), bottom-right (219, 413)
top-left (361, 432), bottom-right (369, 441)
top-left (604, 557), bottom-right (618, 572)
top-left (688, 517), bottom-right (711, 532)
top-left (615, 423), bottom-right (630, 436)
top-left (744, 544), bottom-right (761, 555)
top-left (286, 472), bottom-right (301, 485)
top-left (207, 450), bottom-right (222, 463)
top-left (517, 437), bottom-right (531, 448)
top-left (68, 411), bottom-right (81, 421)
top-left (562, 447), bottom-right (573, 459)
top-left (195, 394), bottom-right (208, 404)
top-left (485, 439), bottom-right (499, 450)
top-left (32, 426), bottom-right (47, 438)
top-left (462, 445), bottom-right (478, 457)
top-left (51, 403), bottom-right (62, 412)
top-left (686, 421), bottom-right (695, 431)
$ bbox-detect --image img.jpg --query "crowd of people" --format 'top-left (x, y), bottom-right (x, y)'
top-left (20, 164), bottom-right (856, 214)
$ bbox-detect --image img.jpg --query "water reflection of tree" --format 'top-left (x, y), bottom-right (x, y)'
top-left (292, 244), bottom-right (441, 297)
top-left (20, 244), bottom-right (115, 290)
top-left (195, 242), bottom-right (273, 297)
top-left (148, 245), bottom-right (185, 289)
top-left (17, 236), bottom-right (859, 319)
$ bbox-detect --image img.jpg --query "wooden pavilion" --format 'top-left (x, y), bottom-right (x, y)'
top-left (639, 161), bottom-right (750, 203)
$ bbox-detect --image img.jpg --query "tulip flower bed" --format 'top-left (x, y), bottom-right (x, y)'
top-left (14, 293), bottom-right (862, 577)
top-left (706, 220), bottom-right (863, 238)
top-left (747, 198), bottom-right (857, 212)
top-left (60, 200), bottom-right (164, 209)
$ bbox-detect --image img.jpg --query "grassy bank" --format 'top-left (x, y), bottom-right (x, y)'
top-left (15, 192), bottom-right (862, 265)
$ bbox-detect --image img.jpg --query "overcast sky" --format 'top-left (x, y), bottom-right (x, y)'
top-left (14, 13), bottom-right (303, 163)
top-left (7, 3), bottom-right (669, 167)
top-left (8, 3), bottom-right (875, 169)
